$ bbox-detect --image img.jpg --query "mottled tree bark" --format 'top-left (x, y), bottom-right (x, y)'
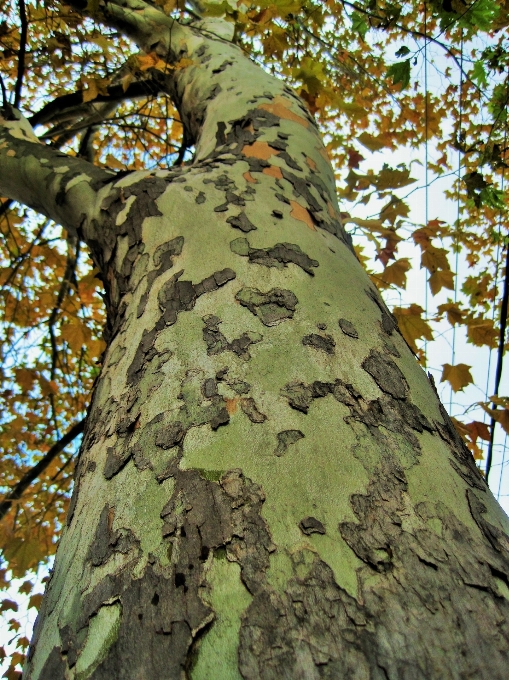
top-left (1, 2), bottom-right (508, 678)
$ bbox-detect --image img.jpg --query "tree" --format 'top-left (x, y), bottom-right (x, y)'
top-left (1, 0), bottom-right (509, 677)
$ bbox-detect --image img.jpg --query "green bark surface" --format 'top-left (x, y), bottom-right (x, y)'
top-left (0, 2), bottom-right (508, 678)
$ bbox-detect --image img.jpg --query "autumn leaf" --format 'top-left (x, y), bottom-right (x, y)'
top-left (436, 302), bottom-right (465, 326)
top-left (347, 148), bottom-right (365, 168)
top-left (481, 403), bottom-right (509, 435)
top-left (392, 304), bottom-right (433, 352)
top-left (379, 258), bottom-right (411, 288)
top-left (60, 321), bottom-right (92, 352)
top-left (371, 165), bottom-right (416, 191)
top-left (357, 132), bottom-right (387, 152)
top-left (421, 246), bottom-right (450, 273)
top-left (429, 269), bottom-right (454, 295)
top-left (379, 197), bottom-right (410, 224)
top-left (466, 316), bottom-right (498, 348)
top-left (28, 593), bottom-right (44, 610)
top-left (0, 599), bottom-right (18, 613)
top-left (441, 363), bottom-right (474, 392)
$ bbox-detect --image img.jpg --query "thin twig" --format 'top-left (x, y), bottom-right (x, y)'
top-left (486, 243), bottom-right (509, 481)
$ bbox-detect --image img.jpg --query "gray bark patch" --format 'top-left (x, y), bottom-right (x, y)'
top-left (362, 349), bottom-right (408, 399)
top-left (87, 504), bottom-right (140, 567)
top-left (239, 458), bottom-right (509, 680)
top-left (299, 516), bottom-right (326, 535)
top-left (338, 318), bottom-right (359, 338)
top-left (202, 315), bottom-right (262, 360)
top-left (240, 397), bottom-right (267, 423)
top-left (282, 377), bottom-right (432, 459)
top-left (235, 287), bottom-right (298, 326)
top-left (302, 333), bottom-right (335, 354)
top-left (230, 238), bottom-right (318, 275)
top-left (226, 212), bottom-right (257, 232)
top-left (274, 430), bottom-right (304, 456)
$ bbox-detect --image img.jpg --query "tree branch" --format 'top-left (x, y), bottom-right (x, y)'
top-left (14, 0), bottom-right (28, 108)
top-left (0, 104), bottom-right (114, 234)
top-left (0, 419), bottom-right (85, 523)
top-left (486, 243), bottom-right (509, 481)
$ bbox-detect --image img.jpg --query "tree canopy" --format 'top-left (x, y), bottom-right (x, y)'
top-left (0, 0), bottom-right (508, 675)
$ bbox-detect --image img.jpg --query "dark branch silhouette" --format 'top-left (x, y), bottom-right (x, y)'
top-left (0, 419), bottom-right (85, 522)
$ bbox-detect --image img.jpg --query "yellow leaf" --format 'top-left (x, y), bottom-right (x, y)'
top-left (105, 154), bottom-right (126, 171)
top-left (357, 132), bottom-right (388, 152)
top-left (441, 363), bottom-right (473, 392)
top-left (466, 316), bottom-right (498, 348)
top-left (436, 302), bottom-right (465, 326)
top-left (372, 165), bottom-right (416, 191)
top-left (421, 246), bottom-right (450, 273)
top-left (379, 197), bottom-right (410, 225)
top-left (429, 268), bottom-right (454, 295)
top-left (60, 321), bottom-right (92, 352)
top-left (82, 79), bottom-right (99, 103)
top-left (15, 368), bottom-right (36, 393)
top-left (392, 304), bottom-right (433, 353)
top-left (380, 258), bottom-right (411, 288)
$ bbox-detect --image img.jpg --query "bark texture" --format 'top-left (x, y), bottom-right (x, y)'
top-left (0, 2), bottom-right (508, 678)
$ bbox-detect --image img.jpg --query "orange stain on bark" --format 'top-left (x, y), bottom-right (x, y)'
top-left (225, 398), bottom-right (239, 414)
top-left (259, 96), bottom-right (309, 128)
top-left (305, 155), bottom-right (317, 171)
top-left (290, 200), bottom-right (316, 230)
top-left (242, 141), bottom-right (279, 160)
top-left (243, 171), bottom-right (258, 183)
top-left (262, 165), bottom-right (283, 179)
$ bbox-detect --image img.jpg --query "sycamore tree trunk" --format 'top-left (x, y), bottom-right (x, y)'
top-left (1, 2), bottom-right (509, 678)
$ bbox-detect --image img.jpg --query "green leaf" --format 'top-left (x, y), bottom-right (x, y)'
top-left (471, 61), bottom-right (488, 88)
top-left (386, 59), bottom-right (411, 89)
top-left (351, 11), bottom-right (368, 40)
top-left (395, 46), bottom-right (410, 58)
top-left (464, 0), bottom-right (499, 32)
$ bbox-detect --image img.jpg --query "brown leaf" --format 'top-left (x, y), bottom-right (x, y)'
top-left (441, 363), bottom-right (473, 392)
top-left (429, 269), bottom-right (454, 295)
top-left (347, 148), bottom-right (365, 168)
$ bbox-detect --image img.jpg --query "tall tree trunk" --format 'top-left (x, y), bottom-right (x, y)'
top-left (1, 3), bottom-right (508, 678)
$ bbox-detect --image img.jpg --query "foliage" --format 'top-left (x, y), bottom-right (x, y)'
top-left (0, 0), bottom-right (508, 674)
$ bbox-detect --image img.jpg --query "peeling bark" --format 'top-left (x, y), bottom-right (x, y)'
top-left (1, 1), bottom-right (507, 678)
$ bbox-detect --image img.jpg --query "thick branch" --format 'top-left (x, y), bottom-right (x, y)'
top-left (0, 105), bottom-right (114, 234)
top-left (0, 419), bottom-right (85, 523)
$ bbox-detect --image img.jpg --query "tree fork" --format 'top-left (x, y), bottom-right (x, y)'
top-left (0, 2), bottom-right (507, 678)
